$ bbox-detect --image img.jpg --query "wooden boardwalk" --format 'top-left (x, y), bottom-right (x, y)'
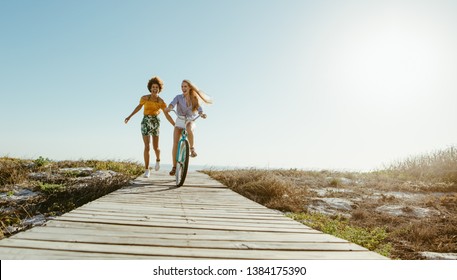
top-left (0, 171), bottom-right (388, 259)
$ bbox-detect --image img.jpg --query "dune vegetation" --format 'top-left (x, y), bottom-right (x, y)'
top-left (0, 157), bottom-right (143, 238)
top-left (203, 146), bottom-right (457, 259)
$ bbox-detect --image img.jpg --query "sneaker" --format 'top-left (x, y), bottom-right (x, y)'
top-left (143, 169), bottom-right (150, 178)
top-left (154, 160), bottom-right (160, 171)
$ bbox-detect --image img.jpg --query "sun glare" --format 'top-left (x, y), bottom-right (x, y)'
top-left (319, 9), bottom-right (448, 111)
top-left (351, 28), bottom-right (438, 99)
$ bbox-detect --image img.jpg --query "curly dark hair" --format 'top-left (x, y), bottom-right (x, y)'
top-left (147, 76), bottom-right (164, 92)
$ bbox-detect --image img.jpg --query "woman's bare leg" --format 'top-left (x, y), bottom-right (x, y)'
top-left (172, 127), bottom-right (182, 167)
top-left (142, 135), bottom-right (151, 169)
top-left (187, 122), bottom-right (194, 149)
top-left (152, 135), bottom-right (160, 161)
top-left (187, 122), bottom-right (197, 157)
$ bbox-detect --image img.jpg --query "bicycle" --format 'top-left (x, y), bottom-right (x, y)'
top-left (170, 110), bottom-right (201, 187)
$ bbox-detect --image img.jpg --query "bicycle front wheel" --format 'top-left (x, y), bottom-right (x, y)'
top-left (175, 139), bottom-right (189, 187)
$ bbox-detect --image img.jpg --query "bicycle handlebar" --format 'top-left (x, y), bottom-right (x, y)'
top-left (169, 109), bottom-right (201, 122)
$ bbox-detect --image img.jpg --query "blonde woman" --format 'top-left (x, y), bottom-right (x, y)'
top-left (125, 76), bottom-right (174, 178)
top-left (165, 79), bottom-right (212, 176)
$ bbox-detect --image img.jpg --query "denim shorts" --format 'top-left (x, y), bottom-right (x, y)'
top-left (141, 115), bottom-right (160, 136)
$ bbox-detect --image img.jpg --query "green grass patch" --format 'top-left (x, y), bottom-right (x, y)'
top-left (287, 212), bottom-right (392, 257)
top-left (34, 156), bottom-right (52, 167)
top-left (57, 159), bottom-right (143, 178)
top-left (39, 183), bottom-right (65, 193)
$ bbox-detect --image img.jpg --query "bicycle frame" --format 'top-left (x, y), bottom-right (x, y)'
top-left (171, 110), bottom-right (200, 186)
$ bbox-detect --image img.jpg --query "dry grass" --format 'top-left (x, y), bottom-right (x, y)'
top-left (0, 157), bottom-right (143, 238)
top-left (204, 169), bottom-right (308, 212)
top-left (203, 146), bottom-right (457, 259)
top-left (383, 146), bottom-right (457, 185)
top-left (0, 157), bottom-right (30, 187)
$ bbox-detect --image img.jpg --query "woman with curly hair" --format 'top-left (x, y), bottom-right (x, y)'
top-left (125, 76), bottom-right (174, 178)
top-left (165, 79), bottom-right (212, 176)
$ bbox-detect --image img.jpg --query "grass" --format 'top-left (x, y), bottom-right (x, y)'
top-left (203, 169), bottom-right (308, 212)
top-left (203, 146), bottom-right (457, 260)
top-left (39, 183), bottom-right (65, 193)
top-left (287, 212), bottom-right (392, 257)
top-left (0, 157), bottom-right (29, 186)
top-left (382, 146), bottom-right (457, 185)
top-left (55, 159), bottom-right (144, 177)
top-left (0, 157), bottom-right (144, 238)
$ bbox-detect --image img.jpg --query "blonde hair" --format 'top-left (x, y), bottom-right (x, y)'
top-left (183, 79), bottom-right (212, 112)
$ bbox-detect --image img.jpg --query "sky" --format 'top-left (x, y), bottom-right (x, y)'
top-left (1, 0), bottom-right (456, 171)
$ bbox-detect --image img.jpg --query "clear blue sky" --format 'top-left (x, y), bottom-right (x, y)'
top-left (1, 0), bottom-right (456, 171)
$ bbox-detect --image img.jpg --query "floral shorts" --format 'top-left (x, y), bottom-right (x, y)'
top-left (141, 115), bottom-right (160, 136)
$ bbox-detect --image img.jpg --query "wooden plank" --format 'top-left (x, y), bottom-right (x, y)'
top-left (60, 212), bottom-right (309, 229)
top-left (52, 215), bottom-right (314, 233)
top-left (79, 204), bottom-right (286, 219)
top-left (87, 196), bottom-right (274, 210)
top-left (67, 210), bottom-right (308, 228)
top-left (9, 231), bottom-right (368, 251)
top-left (0, 247), bottom-right (201, 260)
top-left (71, 207), bottom-right (286, 216)
top-left (22, 222), bottom-right (340, 242)
top-left (70, 208), bottom-right (299, 224)
top-left (0, 239), bottom-right (386, 259)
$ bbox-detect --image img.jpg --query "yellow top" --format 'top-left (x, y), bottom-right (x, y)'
top-left (140, 96), bottom-right (167, 115)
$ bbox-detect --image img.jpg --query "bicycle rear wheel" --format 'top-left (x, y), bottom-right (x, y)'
top-left (175, 139), bottom-right (189, 187)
